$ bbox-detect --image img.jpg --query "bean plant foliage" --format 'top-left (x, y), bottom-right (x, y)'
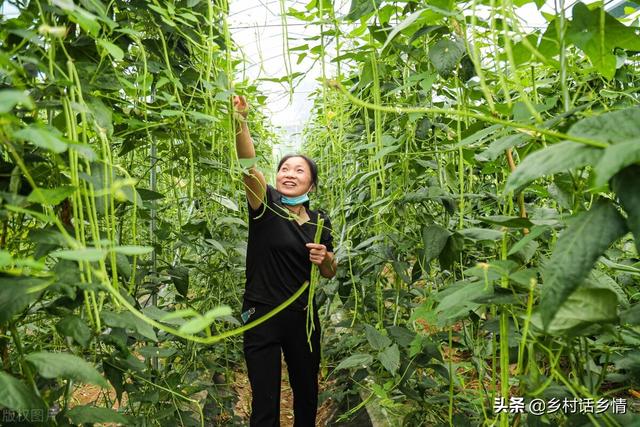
top-left (299, 0), bottom-right (640, 425)
top-left (0, 0), bottom-right (639, 426)
top-left (1, 0), bottom-right (274, 425)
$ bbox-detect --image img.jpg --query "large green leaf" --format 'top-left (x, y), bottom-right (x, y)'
top-left (364, 324), bottom-right (391, 351)
top-left (52, 248), bottom-right (108, 262)
top-left (56, 315), bottom-right (92, 348)
top-left (178, 306), bottom-right (232, 334)
top-left (111, 245), bottom-right (153, 256)
top-left (476, 134), bottom-right (530, 162)
top-left (0, 372), bottom-right (46, 412)
top-left (345, 0), bottom-right (383, 20)
top-left (378, 344), bottom-right (400, 375)
top-left (169, 265), bottom-right (190, 297)
top-left (505, 141), bottom-right (601, 192)
top-left (458, 227), bottom-right (504, 241)
top-left (611, 165), bottom-right (640, 254)
top-left (381, 9), bottom-right (427, 51)
top-left (422, 224), bottom-right (451, 263)
top-left (594, 139), bottom-right (640, 187)
top-left (0, 89), bottom-right (34, 113)
top-left (27, 186), bottom-right (76, 206)
top-left (567, 3), bottom-right (640, 79)
top-left (534, 288), bottom-right (618, 336)
top-left (52, 0), bottom-right (101, 36)
top-left (13, 126), bottom-right (68, 153)
top-left (540, 200), bottom-right (627, 328)
top-left (335, 353), bottom-right (373, 370)
top-left (508, 225), bottom-right (550, 256)
top-left (0, 276), bottom-right (49, 324)
top-left (96, 39), bottom-right (124, 61)
top-left (67, 406), bottom-right (129, 425)
top-left (87, 97), bottom-right (115, 138)
top-left (429, 38), bottom-right (465, 78)
top-left (435, 281), bottom-right (492, 326)
top-left (569, 108), bottom-right (640, 145)
top-left (102, 310), bottom-right (157, 342)
top-left (25, 352), bottom-right (108, 387)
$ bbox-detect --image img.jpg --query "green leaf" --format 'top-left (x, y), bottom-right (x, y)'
top-left (569, 108), bottom-right (640, 145)
top-left (52, 248), bottom-right (108, 262)
top-left (422, 224), bottom-right (451, 263)
top-left (381, 9), bottom-right (427, 51)
top-left (25, 352), bottom-right (108, 387)
top-left (429, 38), bottom-right (465, 77)
top-left (52, 0), bottom-right (101, 36)
top-left (0, 372), bottom-right (46, 413)
top-left (508, 225), bottom-right (551, 256)
top-left (378, 344), bottom-right (400, 375)
top-left (13, 126), bottom-right (68, 153)
top-left (435, 281), bottom-right (492, 326)
top-left (238, 157), bottom-right (259, 170)
top-left (27, 186), bottom-right (75, 206)
top-left (505, 141), bottom-right (601, 193)
top-left (479, 216), bottom-right (534, 228)
top-left (169, 265), bottom-right (190, 297)
top-left (335, 353), bottom-right (373, 370)
top-left (111, 245), bottom-right (153, 256)
top-left (56, 315), bottom-right (92, 348)
top-left (611, 165), bottom-right (640, 254)
top-left (67, 406), bottom-right (129, 425)
top-left (438, 232), bottom-right (464, 270)
top-left (535, 288), bottom-right (618, 336)
top-left (540, 200), bottom-right (627, 328)
top-left (594, 139), bottom-right (640, 187)
top-left (345, 0), bottom-right (383, 20)
top-left (87, 97), bottom-right (114, 138)
top-left (0, 250), bottom-right (12, 268)
top-left (178, 306), bottom-right (232, 334)
top-left (621, 303), bottom-right (640, 326)
top-left (454, 124), bottom-right (503, 149)
top-left (372, 144), bottom-right (400, 161)
top-left (458, 227), bottom-right (504, 241)
top-left (97, 39), bottom-right (124, 61)
top-left (0, 90), bottom-right (35, 113)
top-left (102, 311), bottom-right (158, 342)
top-left (364, 324), bottom-right (391, 351)
top-left (138, 346), bottom-right (177, 358)
top-left (136, 188), bottom-right (165, 200)
top-left (212, 193), bottom-right (239, 211)
top-left (567, 3), bottom-right (640, 79)
top-left (476, 134), bottom-right (530, 162)
top-left (205, 238), bottom-right (228, 255)
top-left (0, 276), bottom-right (49, 324)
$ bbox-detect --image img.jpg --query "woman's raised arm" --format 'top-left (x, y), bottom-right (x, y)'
top-left (233, 95), bottom-right (267, 211)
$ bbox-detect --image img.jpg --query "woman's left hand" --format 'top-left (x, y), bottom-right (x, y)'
top-left (306, 243), bottom-right (329, 266)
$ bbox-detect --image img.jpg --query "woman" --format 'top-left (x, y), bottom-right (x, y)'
top-left (233, 95), bottom-right (337, 426)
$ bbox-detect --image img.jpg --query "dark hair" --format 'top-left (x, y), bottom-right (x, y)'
top-left (277, 154), bottom-right (318, 189)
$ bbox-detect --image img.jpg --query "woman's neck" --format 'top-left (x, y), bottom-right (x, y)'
top-left (285, 204), bottom-right (305, 216)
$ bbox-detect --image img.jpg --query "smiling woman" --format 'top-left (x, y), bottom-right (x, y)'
top-left (232, 95), bottom-right (337, 426)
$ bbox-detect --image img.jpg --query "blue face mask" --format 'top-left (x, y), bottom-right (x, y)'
top-left (281, 193), bottom-right (309, 206)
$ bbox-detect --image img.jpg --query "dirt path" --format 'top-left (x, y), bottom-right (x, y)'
top-left (234, 359), bottom-right (336, 426)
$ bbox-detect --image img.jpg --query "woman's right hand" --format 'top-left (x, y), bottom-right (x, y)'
top-left (233, 95), bottom-right (249, 119)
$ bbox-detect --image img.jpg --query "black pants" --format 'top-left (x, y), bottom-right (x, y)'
top-left (242, 300), bottom-right (321, 427)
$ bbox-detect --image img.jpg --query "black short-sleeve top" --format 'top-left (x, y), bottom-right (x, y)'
top-left (244, 185), bottom-right (334, 310)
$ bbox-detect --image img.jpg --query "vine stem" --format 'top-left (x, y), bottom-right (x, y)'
top-left (106, 275), bottom-right (310, 344)
top-left (327, 80), bottom-right (608, 148)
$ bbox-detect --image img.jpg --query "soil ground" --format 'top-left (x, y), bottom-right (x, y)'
top-left (233, 358), bottom-right (337, 426)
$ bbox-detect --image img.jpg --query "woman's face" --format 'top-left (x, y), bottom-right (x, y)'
top-left (276, 157), bottom-right (314, 198)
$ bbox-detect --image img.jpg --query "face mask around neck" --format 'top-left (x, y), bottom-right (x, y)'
top-left (281, 193), bottom-right (309, 206)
